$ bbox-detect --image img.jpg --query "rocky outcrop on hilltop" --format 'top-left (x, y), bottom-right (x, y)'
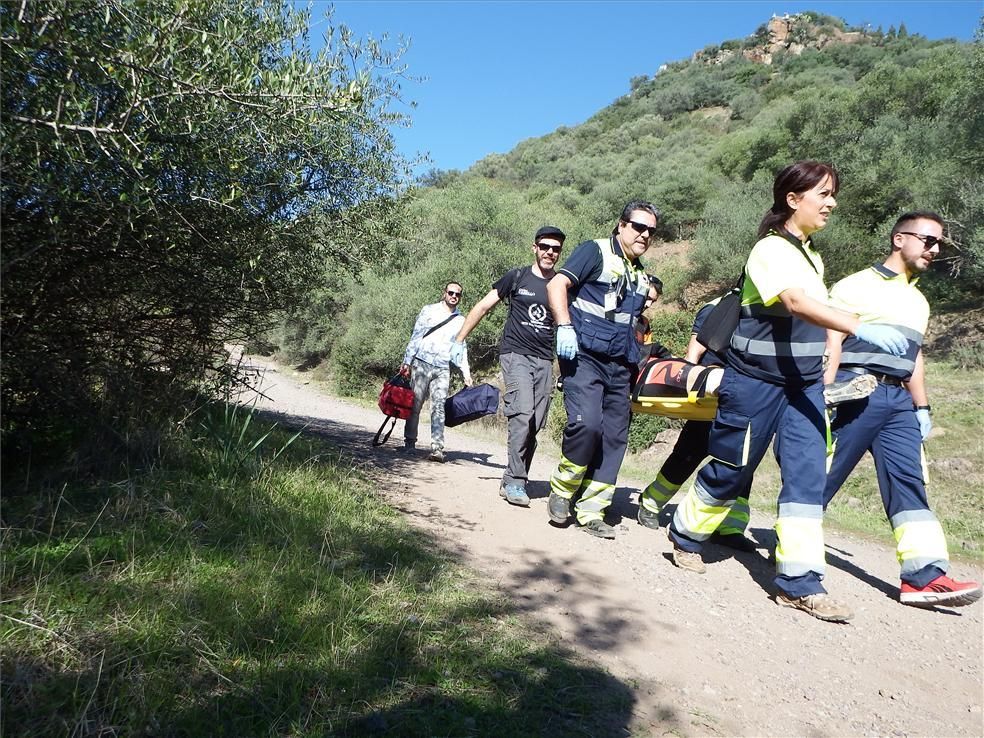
top-left (695, 12), bottom-right (867, 66)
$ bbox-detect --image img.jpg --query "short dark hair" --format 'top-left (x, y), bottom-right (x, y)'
top-left (445, 281), bottom-right (462, 293)
top-left (619, 200), bottom-right (661, 225)
top-left (889, 210), bottom-right (945, 249)
top-left (758, 161), bottom-right (839, 239)
top-left (646, 274), bottom-right (664, 295)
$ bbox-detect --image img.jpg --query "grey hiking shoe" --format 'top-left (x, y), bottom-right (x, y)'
top-left (637, 505), bottom-right (660, 530)
top-left (776, 592), bottom-right (854, 622)
top-left (581, 519), bottom-right (616, 539)
top-left (548, 492), bottom-right (571, 524)
top-left (500, 483), bottom-right (531, 507)
top-left (671, 545), bottom-right (706, 574)
top-left (824, 373), bottom-right (878, 406)
top-left (428, 449), bottom-right (445, 463)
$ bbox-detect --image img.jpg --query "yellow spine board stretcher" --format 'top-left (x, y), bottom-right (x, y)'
top-left (630, 358), bottom-right (720, 422)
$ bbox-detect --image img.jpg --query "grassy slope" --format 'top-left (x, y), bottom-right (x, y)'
top-left (1, 420), bottom-right (633, 737)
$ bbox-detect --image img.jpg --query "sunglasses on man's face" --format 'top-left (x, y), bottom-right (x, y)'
top-left (898, 231), bottom-right (945, 250)
top-left (446, 290), bottom-right (462, 297)
top-left (536, 242), bottom-right (562, 254)
top-left (626, 220), bottom-right (658, 237)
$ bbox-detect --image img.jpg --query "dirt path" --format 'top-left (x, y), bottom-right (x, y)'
top-left (242, 356), bottom-right (983, 737)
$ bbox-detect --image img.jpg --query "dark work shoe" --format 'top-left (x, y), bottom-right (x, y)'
top-left (709, 532), bottom-right (758, 553)
top-left (637, 505), bottom-right (660, 530)
top-left (581, 519), bottom-right (616, 539)
top-left (548, 492), bottom-right (571, 524)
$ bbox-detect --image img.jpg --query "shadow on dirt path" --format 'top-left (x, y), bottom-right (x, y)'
top-left (244, 358), bottom-right (984, 737)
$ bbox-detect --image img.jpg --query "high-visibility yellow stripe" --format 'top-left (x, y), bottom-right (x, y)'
top-left (640, 472), bottom-right (678, 512)
top-left (719, 496), bottom-right (750, 535)
top-left (550, 455), bottom-right (586, 500)
top-left (576, 479), bottom-right (616, 524)
top-left (775, 516), bottom-right (825, 577)
top-left (673, 483), bottom-right (733, 540)
top-left (893, 518), bottom-right (949, 570)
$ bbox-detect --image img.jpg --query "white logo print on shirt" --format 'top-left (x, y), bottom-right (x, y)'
top-left (527, 303), bottom-right (549, 330)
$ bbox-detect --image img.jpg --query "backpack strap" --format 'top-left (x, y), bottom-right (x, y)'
top-left (371, 415), bottom-right (398, 447)
top-left (503, 266), bottom-right (528, 305)
top-left (423, 313), bottom-right (457, 338)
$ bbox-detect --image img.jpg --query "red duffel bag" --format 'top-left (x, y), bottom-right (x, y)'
top-left (372, 371), bottom-right (415, 447)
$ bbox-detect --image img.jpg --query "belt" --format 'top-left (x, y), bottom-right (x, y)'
top-left (842, 366), bottom-right (904, 386)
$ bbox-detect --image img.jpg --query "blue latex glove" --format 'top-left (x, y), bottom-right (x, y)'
top-left (915, 408), bottom-right (932, 441)
top-left (556, 325), bottom-right (578, 360)
top-left (855, 323), bottom-right (908, 357)
top-left (449, 340), bottom-right (466, 366)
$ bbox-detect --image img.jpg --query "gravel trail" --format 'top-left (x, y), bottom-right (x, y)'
top-left (243, 356), bottom-right (983, 737)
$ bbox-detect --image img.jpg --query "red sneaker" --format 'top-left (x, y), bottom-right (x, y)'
top-left (900, 575), bottom-right (983, 607)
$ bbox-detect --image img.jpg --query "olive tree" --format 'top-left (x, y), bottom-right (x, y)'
top-left (1, 0), bottom-right (407, 441)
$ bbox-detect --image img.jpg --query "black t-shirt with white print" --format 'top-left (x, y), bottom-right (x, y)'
top-left (493, 266), bottom-right (554, 361)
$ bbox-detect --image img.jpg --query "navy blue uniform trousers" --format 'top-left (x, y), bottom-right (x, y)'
top-left (670, 366), bottom-right (829, 597)
top-left (824, 371), bottom-right (946, 588)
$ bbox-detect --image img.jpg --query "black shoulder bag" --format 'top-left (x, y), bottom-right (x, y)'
top-left (695, 272), bottom-right (745, 355)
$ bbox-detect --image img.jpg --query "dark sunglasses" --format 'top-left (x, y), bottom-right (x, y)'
top-left (445, 289), bottom-right (462, 297)
top-left (626, 220), bottom-right (658, 237)
top-left (536, 242), bottom-right (562, 254)
top-left (898, 231), bottom-right (945, 249)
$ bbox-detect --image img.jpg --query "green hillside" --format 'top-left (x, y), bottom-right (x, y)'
top-left (274, 12), bottom-right (983, 386)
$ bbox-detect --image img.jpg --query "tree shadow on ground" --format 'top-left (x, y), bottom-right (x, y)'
top-left (1, 405), bottom-right (668, 737)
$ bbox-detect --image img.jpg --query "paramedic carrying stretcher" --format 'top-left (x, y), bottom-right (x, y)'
top-left (546, 201), bottom-right (660, 540)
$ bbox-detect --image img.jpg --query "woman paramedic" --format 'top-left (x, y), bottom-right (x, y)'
top-left (666, 161), bottom-right (908, 623)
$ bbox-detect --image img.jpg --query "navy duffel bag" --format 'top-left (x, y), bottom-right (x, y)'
top-left (444, 383), bottom-right (500, 428)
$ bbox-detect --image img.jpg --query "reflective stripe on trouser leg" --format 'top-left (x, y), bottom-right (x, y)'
top-left (718, 494), bottom-right (750, 536)
top-left (552, 351), bottom-right (605, 497)
top-left (550, 455), bottom-right (587, 500)
top-left (672, 480), bottom-right (736, 543)
top-left (773, 381), bottom-right (829, 597)
top-left (892, 509), bottom-right (949, 586)
top-left (641, 472), bottom-right (678, 514)
top-left (575, 478), bottom-right (616, 524)
top-left (643, 420), bottom-right (712, 514)
top-left (573, 357), bottom-right (632, 522)
top-left (659, 419), bottom-right (712, 484)
top-left (869, 388), bottom-right (949, 587)
top-left (670, 368), bottom-right (781, 553)
top-left (775, 503), bottom-right (825, 578)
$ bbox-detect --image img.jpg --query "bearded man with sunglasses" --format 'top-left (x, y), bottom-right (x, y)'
top-left (401, 281), bottom-right (473, 462)
top-left (546, 201), bottom-right (660, 538)
top-left (823, 210), bottom-right (981, 608)
top-left (450, 226), bottom-right (566, 506)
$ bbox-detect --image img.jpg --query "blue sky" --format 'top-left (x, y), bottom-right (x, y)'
top-left (320, 1), bottom-right (981, 177)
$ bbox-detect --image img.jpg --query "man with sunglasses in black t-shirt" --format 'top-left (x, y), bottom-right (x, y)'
top-left (451, 226), bottom-right (566, 507)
